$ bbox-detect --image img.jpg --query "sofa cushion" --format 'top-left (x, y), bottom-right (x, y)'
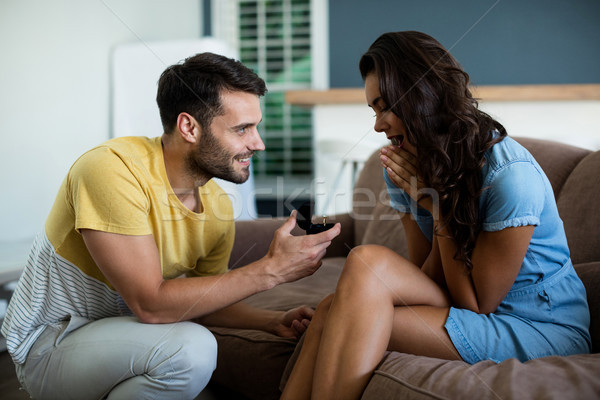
top-left (362, 352), bottom-right (600, 400)
top-left (575, 262), bottom-right (600, 352)
top-left (208, 327), bottom-right (294, 400)
top-left (208, 258), bottom-right (344, 400)
top-left (353, 149), bottom-right (410, 258)
top-left (359, 192), bottom-right (409, 259)
top-left (557, 150), bottom-right (600, 265)
top-left (352, 149), bottom-right (387, 244)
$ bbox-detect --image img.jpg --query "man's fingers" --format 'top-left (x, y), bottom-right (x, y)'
top-left (279, 210), bottom-right (298, 235)
top-left (305, 222), bottom-right (341, 245)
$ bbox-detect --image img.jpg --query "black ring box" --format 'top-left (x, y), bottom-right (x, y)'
top-left (296, 201), bottom-right (335, 235)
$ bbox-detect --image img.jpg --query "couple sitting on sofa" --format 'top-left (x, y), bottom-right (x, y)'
top-left (2, 31), bottom-right (590, 399)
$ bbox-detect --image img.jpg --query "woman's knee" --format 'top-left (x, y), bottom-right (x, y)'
top-left (313, 294), bottom-right (335, 325)
top-left (303, 294), bottom-right (335, 339)
top-left (340, 245), bottom-right (394, 287)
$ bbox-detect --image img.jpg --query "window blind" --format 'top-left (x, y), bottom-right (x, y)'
top-left (219, 0), bottom-right (314, 185)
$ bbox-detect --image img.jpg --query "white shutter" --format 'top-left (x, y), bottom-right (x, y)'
top-left (215, 0), bottom-right (314, 188)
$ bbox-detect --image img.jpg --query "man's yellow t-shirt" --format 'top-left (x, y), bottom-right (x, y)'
top-left (46, 136), bottom-right (235, 287)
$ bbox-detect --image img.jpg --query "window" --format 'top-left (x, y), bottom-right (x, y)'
top-left (213, 0), bottom-right (327, 196)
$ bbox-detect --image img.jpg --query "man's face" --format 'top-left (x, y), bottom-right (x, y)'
top-left (186, 90), bottom-right (265, 184)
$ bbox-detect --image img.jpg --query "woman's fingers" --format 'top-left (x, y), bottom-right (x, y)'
top-left (381, 148), bottom-right (417, 184)
top-left (380, 145), bottom-right (423, 199)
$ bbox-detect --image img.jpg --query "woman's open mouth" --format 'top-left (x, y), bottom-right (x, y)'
top-left (389, 135), bottom-right (404, 147)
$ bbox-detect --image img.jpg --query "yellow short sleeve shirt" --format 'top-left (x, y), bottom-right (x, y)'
top-left (45, 136), bottom-right (235, 287)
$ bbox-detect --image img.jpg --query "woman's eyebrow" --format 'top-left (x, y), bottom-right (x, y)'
top-left (369, 96), bottom-right (383, 108)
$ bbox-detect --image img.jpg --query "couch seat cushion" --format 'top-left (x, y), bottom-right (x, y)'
top-left (363, 352), bottom-right (600, 400)
top-left (208, 258), bottom-right (344, 400)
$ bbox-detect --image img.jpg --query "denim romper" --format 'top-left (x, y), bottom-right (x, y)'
top-left (385, 136), bottom-right (591, 363)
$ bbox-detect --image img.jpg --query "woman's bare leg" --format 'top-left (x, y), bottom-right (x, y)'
top-left (308, 245), bottom-right (457, 400)
top-left (281, 294), bottom-right (334, 400)
top-left (388, 305), bottom-right (460, 357)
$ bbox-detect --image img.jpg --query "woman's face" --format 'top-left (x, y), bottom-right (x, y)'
top-left (364, 73), bottom-right (416, 154)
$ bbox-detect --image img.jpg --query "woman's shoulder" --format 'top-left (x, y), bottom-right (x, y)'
top-left (483, 135), bottom-right (539, 176)
top-left (487, 135), bottom-right (535, 164)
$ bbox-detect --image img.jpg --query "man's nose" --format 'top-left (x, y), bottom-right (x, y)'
top-left (249, 128), bottom-right (265, 151)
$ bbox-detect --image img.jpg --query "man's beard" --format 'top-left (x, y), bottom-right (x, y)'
top-left (185, 128), bottom-right (252, 184)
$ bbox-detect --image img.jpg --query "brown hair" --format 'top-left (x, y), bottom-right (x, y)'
top-left (359, 31), bottom-right (507, 271)
top-left (156, 52), bottom-right (267, 134)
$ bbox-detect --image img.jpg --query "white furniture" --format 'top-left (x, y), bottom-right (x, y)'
top-left (316, 139), bottom-right (384, 215)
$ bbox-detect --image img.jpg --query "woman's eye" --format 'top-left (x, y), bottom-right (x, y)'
top-left (373, 107), bottom-right (389, 118)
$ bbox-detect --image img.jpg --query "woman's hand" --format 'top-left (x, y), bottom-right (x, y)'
top-left (272, 306), bottom-right (314, 339)
top-left (380, 145), bottom-right (434, 214)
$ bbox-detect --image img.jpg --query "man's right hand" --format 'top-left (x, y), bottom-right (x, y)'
top-left (264, 210), bottom-right (341, 285)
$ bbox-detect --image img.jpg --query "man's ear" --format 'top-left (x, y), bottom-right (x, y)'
top-left (176, 112), bottom-right (201, 144)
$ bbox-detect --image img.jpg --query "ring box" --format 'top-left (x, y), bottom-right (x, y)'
top-left (296, 201), bottom-right (335, 235)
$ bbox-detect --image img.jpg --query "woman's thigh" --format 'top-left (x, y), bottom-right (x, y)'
top-left (388, 305), bottom-right (462, 360)
top-left (334, 245), bottom-right (460, 360)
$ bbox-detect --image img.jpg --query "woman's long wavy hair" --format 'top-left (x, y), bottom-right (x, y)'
top-left (359, 31), bottom-right (507, 272)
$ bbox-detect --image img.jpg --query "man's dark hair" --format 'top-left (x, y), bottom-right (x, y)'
top-left (156, 52), bottom-right (267, 134)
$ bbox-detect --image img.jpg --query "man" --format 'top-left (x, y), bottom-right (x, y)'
top-left (1, 53), bottom-right (340, 399)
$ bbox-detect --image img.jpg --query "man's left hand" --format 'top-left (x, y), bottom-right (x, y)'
top-left (273, 306), bottom-right (314, 339)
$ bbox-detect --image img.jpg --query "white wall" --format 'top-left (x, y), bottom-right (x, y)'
top-left (0, 0), bottom-right (201, 244)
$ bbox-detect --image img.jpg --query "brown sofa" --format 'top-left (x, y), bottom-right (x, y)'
top-left (206, 137), bottom-right (600, 399)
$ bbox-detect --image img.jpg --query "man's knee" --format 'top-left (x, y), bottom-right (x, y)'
top-left (171, 322), bottom-right (218, 375)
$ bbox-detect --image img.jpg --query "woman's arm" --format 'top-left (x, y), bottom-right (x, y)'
top-left (436, 223), bottom-right (534, 314)
top-left (400, 213), bottom-right (431, 267)
top-left (401, 213), bottom-right (446, 288)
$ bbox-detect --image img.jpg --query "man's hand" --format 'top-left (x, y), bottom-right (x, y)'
top-left (272, 306), bottom-right (314, 339)
top-left (264, 211), bottom-right (341, 286)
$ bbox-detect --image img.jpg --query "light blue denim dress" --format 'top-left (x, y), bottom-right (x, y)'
top-left (384, 136), bottom-right (591, 363)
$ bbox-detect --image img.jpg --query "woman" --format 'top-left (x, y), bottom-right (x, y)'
top-left (281, 31), bottom-right (591, 400)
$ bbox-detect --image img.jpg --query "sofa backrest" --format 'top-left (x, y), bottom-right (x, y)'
top-left (352, 147), bottom-right (409, 258)
top-left (555, 150), bottom-right (600, 265)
